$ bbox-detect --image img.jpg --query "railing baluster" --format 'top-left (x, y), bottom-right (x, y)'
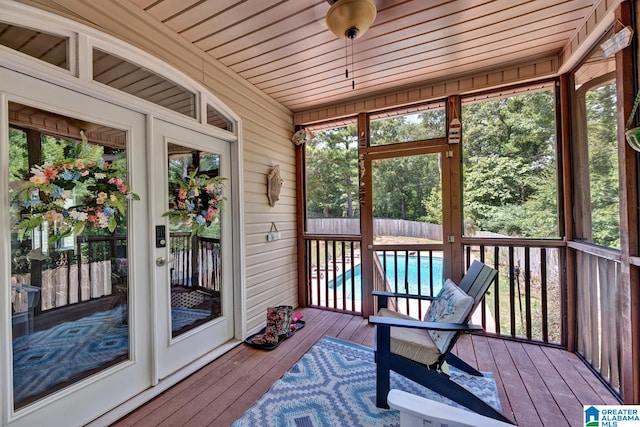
top-left (479, 245), bottom-right (486, 329)
top-left (541, 247), bottom-right (548, 342)
top-left (331, 240), bottom-right (337, 309)
top-left (305, 240), bottom-right (310, 305)
top-left (508, 247), bottom-right (516, 338)
top-left (524, 246), bottom-right (532, 340)
top-left (417, 251), bottom-right (423, 318)
top-left (493, 246), bottom-right (501, 335)
top-left (315, 240), bottom-right (321, 306)
top-left (393, 251), bottom-right (398, 294)
top-left (404, 249), bottom-right (409, 314)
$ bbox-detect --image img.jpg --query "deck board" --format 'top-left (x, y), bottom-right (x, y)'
top-left (112, 307), bottom-right (619, 427)
top-left (505, 340), bottom-right (569, 426)
top-left (488, 337), bottom-right (544, 425)
top-left (461, 334), bottom-right (514, 420)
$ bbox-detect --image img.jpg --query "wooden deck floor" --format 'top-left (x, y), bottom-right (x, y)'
top-left (112, 307), bottom-right (618, 427)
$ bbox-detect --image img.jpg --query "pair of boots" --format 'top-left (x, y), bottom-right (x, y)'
top-left (252, 305), bottom-right (293, 346)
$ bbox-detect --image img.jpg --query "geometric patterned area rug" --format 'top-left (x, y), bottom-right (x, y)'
top-left (13, 305), bottom-right (210, 405)
top-left (232, 336), bottom-right (501, 427)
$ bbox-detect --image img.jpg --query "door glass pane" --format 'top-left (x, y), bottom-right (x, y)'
top-left (166, 143), bottom-right (223, 338)
top-left (8, 103), bottom-right (131, 409)
top-left (372, 153), bottom-right (443, 301)
top-left (206, 104), bottom-right (233, 131)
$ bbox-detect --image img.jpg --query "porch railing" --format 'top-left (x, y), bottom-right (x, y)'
top-left (571, 241), bottom-right (622, 397)
top-left (11, 235), bottom-right (127, 314)
top-left (169, 232), bottom-right (221, 292)
top-left (11, 233), bottom-right (221, 316)
top-left (303, 235), bottom-right (623, 394)
top-left (302, 236), bottom-right (566, 347)
top-left (463, 239), bottom-right (566, 346)
top-left (304, 236), bottom-right (362, 313)
top-left (372, 245), bottom-right (443, 320)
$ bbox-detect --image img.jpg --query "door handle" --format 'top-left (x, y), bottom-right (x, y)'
top-left (156, 256), bottom-right (166, 266)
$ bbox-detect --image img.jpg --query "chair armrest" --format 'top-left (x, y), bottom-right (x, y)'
top-left (373, 290), bottom-right (436, 311)
top-left (387, 389), bottom-right (514, 427)
top-left (373, 290), bottom-right (436, 301)
top-left (369, 315), bottom-right (483, 332)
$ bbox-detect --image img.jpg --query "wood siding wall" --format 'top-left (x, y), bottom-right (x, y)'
top-left (18, 0), bottom-right (297, 334)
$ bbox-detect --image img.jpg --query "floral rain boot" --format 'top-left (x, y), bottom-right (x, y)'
top-left (275, 305), bottom-right (293, 338)
top-left (252, 306), bottom-right (293, 347)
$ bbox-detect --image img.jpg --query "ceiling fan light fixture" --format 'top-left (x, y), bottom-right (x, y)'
top-left (325, 0), bottom-right (377, 40)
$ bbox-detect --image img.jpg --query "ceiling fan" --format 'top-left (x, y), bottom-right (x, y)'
top-left (324, 0), bottom-right (377, 89)
top-left (325, 0), bottom-right (377, 40)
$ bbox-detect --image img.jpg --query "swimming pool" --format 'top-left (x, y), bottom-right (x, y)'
top-left (329, 253), bottom-right (444, 300)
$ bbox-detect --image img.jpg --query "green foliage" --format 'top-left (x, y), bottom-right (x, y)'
top-left (303, 86), bottom-right (618, 246)
top-left (9, 128), bottom-right (28, 181)
top-left (305, 111), bottom-right (445, 223)
top-left (305, 126), bottom-right (359, 218)
top-left (372, 154), bottom-right (440, 221)
top-left (462, 91), bottom-right (559, 238)
top-left (370, 110), bottom-right (446, 146)
top-left (585, 83), bottom-right (620, 248)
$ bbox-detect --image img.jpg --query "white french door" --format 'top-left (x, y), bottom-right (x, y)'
top-left (0, 68), bottom-right (152, 426)
top-left (151, 119), bottom-right (234, 380)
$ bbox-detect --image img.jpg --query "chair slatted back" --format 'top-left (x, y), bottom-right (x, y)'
top-left (459, 260), bottom-right (497, 308)
top-left (438, 260), bottom-right (497, 362)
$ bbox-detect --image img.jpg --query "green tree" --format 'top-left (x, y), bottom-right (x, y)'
top-left (462, 90), bottom-right (558, 238)
top-left (373, 154), bottom-right (440, 221)
top-left (9, 128), bottom-right (28, 181)
top-left (586, 83), bottom-right (619, 248)
top-left (306, 126), bottom-right (359, 218)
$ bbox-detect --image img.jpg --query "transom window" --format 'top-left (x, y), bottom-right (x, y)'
top-left (0, 22), bottom-right (69, 70)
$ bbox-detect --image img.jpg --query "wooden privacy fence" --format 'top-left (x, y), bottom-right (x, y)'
top-left (307, 218), bottom-right (442, 241)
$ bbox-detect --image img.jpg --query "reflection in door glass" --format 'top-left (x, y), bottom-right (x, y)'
top-left (8, 102), bottom-right (131, 409)
top-left (165, 143), bottom-right (223, 338)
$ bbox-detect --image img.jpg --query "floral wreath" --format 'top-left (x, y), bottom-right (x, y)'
top-left (163, 169), bottom-right (225, 236)
top-left (14, 134), bottom-right (139, 245)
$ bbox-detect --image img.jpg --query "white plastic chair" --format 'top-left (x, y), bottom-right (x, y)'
top-left (387, 389), bottom-right (515, 427)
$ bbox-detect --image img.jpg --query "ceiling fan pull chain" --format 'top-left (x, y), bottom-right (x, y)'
top-left (345, 38), bottom-right (349, 79)
top-left (351, 38), bottom-right (355, 89)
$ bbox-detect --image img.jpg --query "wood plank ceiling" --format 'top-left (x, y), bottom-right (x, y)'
top-left (127, 0), bottom-right (600, 113)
